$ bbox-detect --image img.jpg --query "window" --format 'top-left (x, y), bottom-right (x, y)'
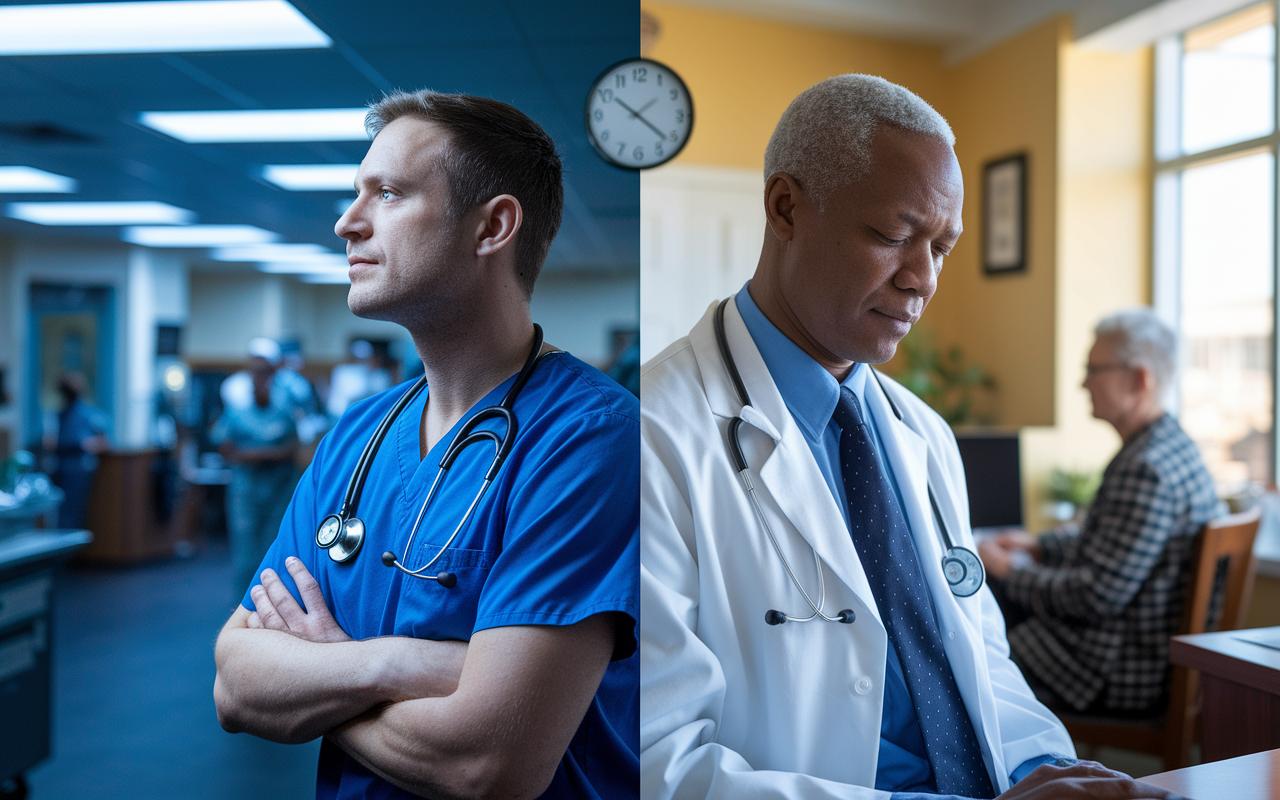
top-left (1155, 3), bottom-right (1278, 494)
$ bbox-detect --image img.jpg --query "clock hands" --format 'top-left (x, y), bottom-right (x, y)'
top-left (613, 97), bottom-right (667, 140)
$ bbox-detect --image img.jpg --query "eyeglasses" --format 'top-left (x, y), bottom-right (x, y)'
top-left (1084, 363), bottom-right (1133, 376)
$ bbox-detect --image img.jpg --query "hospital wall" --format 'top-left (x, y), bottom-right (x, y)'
top-left (186, 270), bottom-right (636, 366)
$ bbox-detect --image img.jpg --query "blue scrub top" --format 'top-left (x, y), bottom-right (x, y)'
top-left (243, 351), bottom-right (640, 800)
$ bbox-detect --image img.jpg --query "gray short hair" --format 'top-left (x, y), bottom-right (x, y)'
top-left (1095, 308), bottom-right (1178, 397)
top-left (763, 74), bottom-right (955, 206)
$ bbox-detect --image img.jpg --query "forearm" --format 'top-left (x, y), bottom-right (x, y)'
top-left (214, 625), bottom-right (465, 744)
top-left (329, 696), bottom-right (499, 800)
top-left (329, 619), bottom-right (615, 800)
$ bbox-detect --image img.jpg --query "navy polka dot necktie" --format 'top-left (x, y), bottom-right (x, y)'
top-left (832, 387), bottom-right (994, 798)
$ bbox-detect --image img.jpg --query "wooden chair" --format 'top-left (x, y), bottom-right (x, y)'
top-left (1059, 506), bottom-right (1262, 770)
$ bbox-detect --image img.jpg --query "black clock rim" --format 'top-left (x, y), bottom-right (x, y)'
top-left (583, 56), bottom-right (695, 171)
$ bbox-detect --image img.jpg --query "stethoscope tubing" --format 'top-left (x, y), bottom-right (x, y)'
top-left (318, 325), bottom-right (545, 584)
top-left (712, 299), bottom-right (982, 624)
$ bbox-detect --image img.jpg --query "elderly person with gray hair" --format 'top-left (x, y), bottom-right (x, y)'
top-left (979, 308), bottom-right (1223, 718)
top-left (641, 75), bottom-right (1181, 800)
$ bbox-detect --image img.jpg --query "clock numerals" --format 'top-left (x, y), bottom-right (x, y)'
top-left (586, 58), bottom-right (692, 169)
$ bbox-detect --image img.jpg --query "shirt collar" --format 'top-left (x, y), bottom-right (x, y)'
top-left (735, 283), bottom-right (869, 443)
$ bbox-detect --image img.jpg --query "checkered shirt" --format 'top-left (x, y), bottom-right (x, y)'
top-left (1003, 414), bottom-right (1224, 713)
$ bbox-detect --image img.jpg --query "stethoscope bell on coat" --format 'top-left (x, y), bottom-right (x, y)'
top-left (941, 546), bottom-right (984, 597)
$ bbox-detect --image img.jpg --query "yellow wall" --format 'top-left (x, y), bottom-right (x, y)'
top-left (645, 4), bottom-right (1064, 429)
top-left (645, 2), bottom-right (947, 172)
top-left (1021, 41), bottom-right (1154, 529)
top-left (925, 18), bottom-right (1063, 429)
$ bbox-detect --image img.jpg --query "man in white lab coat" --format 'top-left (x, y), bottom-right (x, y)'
top-left (640, 75), bottom-right (1184, 800)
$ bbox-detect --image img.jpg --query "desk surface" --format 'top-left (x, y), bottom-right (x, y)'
top-left (1171, 628), bottom-right (1280, 696)
top-left (1142, 749), bottom-right (1280, 799)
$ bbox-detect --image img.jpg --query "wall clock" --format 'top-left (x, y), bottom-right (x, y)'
top-left (585, 57), bottom-right (693, 170)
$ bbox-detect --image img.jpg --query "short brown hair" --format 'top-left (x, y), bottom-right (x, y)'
top-left (366, 90), bottom-right (563, 297)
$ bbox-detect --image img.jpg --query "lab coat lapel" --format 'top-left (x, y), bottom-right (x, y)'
top-left (689, 299), bottom-right (879, 618)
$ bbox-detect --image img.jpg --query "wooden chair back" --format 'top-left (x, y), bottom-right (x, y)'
top-left (1062, 506), bottom-right (1262, 770)
top-left (1180, 507), bottom-right (1262, 636)
top-left (1164, 506), bottom-right (1262, 768)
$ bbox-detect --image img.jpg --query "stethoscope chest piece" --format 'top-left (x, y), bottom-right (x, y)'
top-left (317, 514), bottom-right (365, 563)
top-left (941, 546), bottom-right (984, 598)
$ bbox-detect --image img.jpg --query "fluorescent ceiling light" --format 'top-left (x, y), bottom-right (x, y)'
top-left (140, 109), bottom-right (367, 143)
top-left (125, 225), bottom-right (279, 246)
top-left (211, 243), bottom-right (332, 262)
top-left (256, 255), bottom-right (349, 273)
top-left (263, 164), bottom-right (359, 191)
top-left (7, 201), bottom-right (193, 225)
top-left (0, 167), bottom-right (78, 193)
top-left (0, 1), bottom-right (330, 56)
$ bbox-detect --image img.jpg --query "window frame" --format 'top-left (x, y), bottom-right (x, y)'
top-left (1152, 2), bottom-right (1280, 484)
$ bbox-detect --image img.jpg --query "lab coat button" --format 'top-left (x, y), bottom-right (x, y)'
top-left (948, 630), bottom-right (956, 639)
top-left (855, 677), bottom-right (873, 695)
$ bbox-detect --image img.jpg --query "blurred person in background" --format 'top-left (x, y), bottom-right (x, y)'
top-left (212, 339), bottom-right (300, 591)
top-left (979, 308), bottom-right (1224, 717)
top-left (46, 371), bottom-right (109, 529)
top-left (325, 338), bottom-right (393, 419)
top-left (223, 338), bottom-right (328, 443)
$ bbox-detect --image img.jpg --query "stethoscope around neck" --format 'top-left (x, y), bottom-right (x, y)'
top-left (712, 300), bottom-right (984, 627)
top-left (314, 325), bottom-right (546, 588)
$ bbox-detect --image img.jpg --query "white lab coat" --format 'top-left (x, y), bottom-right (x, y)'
top-left (640, 299), bottom-right (1073, 799)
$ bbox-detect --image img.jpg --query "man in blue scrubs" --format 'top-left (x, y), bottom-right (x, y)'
top-left (213, 90), bottom-right (638, 800)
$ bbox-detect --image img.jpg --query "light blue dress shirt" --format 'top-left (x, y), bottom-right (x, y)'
top-left (735, 284), bottom-right (1061, 797)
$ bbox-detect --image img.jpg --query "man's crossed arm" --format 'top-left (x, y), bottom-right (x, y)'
top-left (213, 556), bottom-right (616, 800)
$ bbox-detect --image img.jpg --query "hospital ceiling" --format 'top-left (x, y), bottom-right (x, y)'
top-left (0, 0), bottom-right (638, 276)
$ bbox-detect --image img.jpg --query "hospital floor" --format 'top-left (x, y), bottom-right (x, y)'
top-left (26, 537), bottom-right (320, 800)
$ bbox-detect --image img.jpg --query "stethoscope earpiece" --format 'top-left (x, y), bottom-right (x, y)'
top-left (765, 608), bottom-right (855, 626)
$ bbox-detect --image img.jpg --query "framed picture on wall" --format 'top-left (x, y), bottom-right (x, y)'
top-left (982, 153), bottom-right (1027, 275)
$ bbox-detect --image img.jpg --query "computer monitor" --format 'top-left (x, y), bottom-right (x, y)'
top-left (953, 431), bottom-right (1023, 530)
